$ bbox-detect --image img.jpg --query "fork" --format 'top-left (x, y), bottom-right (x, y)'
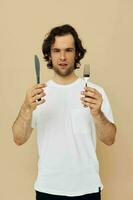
top-left (83, 64), bottom-right (90, 87)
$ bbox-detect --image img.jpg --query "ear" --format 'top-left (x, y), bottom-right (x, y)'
top-left (75, 52), bottom-right (78, 60)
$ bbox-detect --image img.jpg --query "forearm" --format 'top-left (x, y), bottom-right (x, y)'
top-left (12, 103), bottom-right (33, 145)
top-left (93, 111), bottom-right (116, 146)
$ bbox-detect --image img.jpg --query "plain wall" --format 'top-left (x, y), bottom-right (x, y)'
top-left (0, 0), bottom-right (133, 199)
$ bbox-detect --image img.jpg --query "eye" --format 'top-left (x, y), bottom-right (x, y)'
top-left (66, 48), bottom-right (74, 52)
top-left (51, 49), bottom-right (60, 53)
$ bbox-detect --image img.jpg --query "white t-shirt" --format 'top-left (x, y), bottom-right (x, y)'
top-left (32, 78), bottom-right (114, 196)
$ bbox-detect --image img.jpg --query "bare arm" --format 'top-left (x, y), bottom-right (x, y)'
top-left (81, 86), bottom-right (116, 146)
top-left (12, 83), bottom-right (46, 145)
top-left (93, 111), bottom-right (116, 145)
top-left (12, 103), bottom-right (33, 145)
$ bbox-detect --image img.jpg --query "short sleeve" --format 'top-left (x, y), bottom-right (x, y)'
top-left (101, 88), bottom-right (115, 124)
top-left (31, 110), bottom-right (37, 128)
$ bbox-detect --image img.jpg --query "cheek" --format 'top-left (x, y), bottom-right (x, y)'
top-left (51, 56), bottom-right (57, 63)
top-left (68, 55), bottom-right (76, 62)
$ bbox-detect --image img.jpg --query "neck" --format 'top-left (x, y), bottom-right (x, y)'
top-left (52, 72), bottom-right (78, 85)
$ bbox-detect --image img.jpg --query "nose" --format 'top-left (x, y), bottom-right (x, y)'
top-left (59, 51), bottom-right (66, 61)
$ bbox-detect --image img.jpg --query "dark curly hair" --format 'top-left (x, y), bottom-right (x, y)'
top-left (42, 24), bottom-right (86, 69)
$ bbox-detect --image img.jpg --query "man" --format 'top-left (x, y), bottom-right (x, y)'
top-left (12, 24), bottom-right (116, 200)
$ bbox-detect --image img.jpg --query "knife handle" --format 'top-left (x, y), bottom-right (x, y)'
top-left (37, 79), bottom-right (41, 101)
top-left (37, 84), bottom-right (41, 101)
top-left (37, 91), bottom-right (41, 101)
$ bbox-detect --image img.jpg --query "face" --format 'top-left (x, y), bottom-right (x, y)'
top-left (50, 34), bottom-right (77, 77)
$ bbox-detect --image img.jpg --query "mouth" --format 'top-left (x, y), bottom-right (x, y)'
top-left (58, 63), bottom-right (68, 69)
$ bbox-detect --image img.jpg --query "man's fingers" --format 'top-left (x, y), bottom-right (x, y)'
top-left (81, 97), bottom-right (97, 104)
top-left (36, 99), bottom-right (46, 105)
top-left (83, 102), bottom-right (95, 109)
top-left (33, 83), bottom-right (47, 90)
top-left (32, 93), bottom-right (46, 102)
top-left (31, 99), bottom-right (45, 107)
top-left (31, 88), bottom-right (44, 97)
top-left (81, 90), bottom-right (97, 99)
top-left (31, 83), bottom-right (47, 97)
top-left (84, 86), bottom-right (96, 92)
top-left (81, 87), bottom-right (101, 100)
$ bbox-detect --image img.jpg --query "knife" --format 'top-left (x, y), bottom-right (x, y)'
top-left (34, 55), bottom-right (40, 84)
top-left (34, 55), bottom-right (41, 101)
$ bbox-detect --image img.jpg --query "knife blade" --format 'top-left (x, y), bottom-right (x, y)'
top-left (34, 55), bottom-right (40, 84)
top-left (34, 55), bottom-right (41, 101)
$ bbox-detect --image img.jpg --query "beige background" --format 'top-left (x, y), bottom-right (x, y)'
top-left (0, 0), bottom-right (133, 199)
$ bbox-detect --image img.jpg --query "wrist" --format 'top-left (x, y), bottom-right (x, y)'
top-left (22, 101), bottom-right (33, 113)
top-left (93, 111), bottom-right (103, 121)
top-left (20, 103), bottom-right (33, 121)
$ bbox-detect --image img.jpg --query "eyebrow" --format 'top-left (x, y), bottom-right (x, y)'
top-left (51, 47), bottom-right (75, 50)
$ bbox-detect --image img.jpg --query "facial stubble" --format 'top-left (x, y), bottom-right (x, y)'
top-left (53, 65), bottom-right (74, 77)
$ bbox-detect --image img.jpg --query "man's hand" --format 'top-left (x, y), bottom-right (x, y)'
top-left (81, 86), bottom-right (103, 117)
top-left (81, 86), bottom-right (116, 145)
top-left (24, 83), bottom-right (47, 111)
top-left (12, 83), bottom-right (47, 145)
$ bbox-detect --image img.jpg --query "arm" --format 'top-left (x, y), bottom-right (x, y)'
top-left (12, 103), bottom-right (33, 145)
top-left (93, 111), bottom-right (116, 145)
top-left (12, 83), bottom-right (46, 145)
top-left (81, 86), bottom-right (116, 146)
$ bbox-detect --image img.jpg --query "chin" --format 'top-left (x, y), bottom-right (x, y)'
top-left (54, 67), bottom-right (74, 77)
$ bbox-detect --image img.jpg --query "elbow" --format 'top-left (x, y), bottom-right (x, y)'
top-left (105, 138), bottom-right (115, 146)
top-left (12, 126), bottom-right (25, 146)
top-left (13, 137), bottom-right (24, 146)
top-left (100, 137), bottom-right (115, 146)
top-left (104, 126), bottom-right (117, 146)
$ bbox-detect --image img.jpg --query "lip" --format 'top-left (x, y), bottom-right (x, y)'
top-left (58, 63), bottom-right (68, 68)
top-left (59, 63), bottom-right (67, 66)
